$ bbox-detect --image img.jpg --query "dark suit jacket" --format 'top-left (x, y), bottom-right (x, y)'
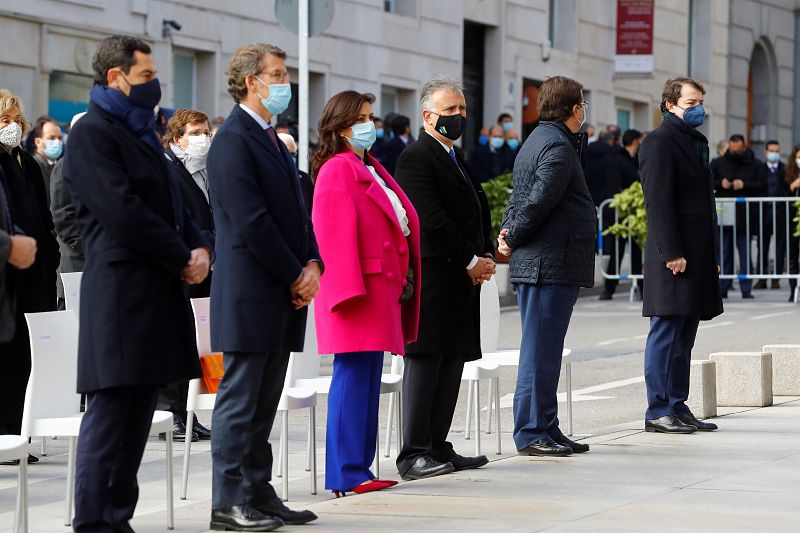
top-left (0, 147), bottom-right (60, 314)
top-left (382, 136), bottom-right (410, 176)
top-left (639, 119), bottom-right (723, 320)
top-left (50, 159), bottom-right (85, 300)
top-left (207, 105), bottom-right (321, 353)
top-left (164, 147), bottom-right (215, 298)
top-left (468, 144), bottom-right (503, 183)
top-left (395, 131), bottom-right (492, 359)
top-left (710, 149), bottom-right (766, 232)
top-left (64, 101), bottom-right (207, 392)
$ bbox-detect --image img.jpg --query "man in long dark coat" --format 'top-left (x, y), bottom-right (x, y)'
top-left (639, 77), bottom-right (724, 434)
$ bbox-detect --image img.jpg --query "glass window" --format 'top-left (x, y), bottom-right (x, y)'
top-left (173, 53), bottom-right (196, 110)
top-left (384, 0), bottom-right (416, 17)
top-left (48, 72), bottom-right (92, 127)
top-left (381, 91), bottom-right (397, 118)
top-left (616, 109), bottom-right (631, 132)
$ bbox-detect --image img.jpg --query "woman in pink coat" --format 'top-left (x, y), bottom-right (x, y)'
top-left (311, 91), bottom-right (421, 496)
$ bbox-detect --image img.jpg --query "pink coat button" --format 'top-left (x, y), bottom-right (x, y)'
top-left (383, 241), bottom-right (391, 250)
top-left (399, 245), bottom-right (408, 255)
top-left (386, 272), bottom-right (394, 281)
top-left (401, 278), bottom-right (408, 287)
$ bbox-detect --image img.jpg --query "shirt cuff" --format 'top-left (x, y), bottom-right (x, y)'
top-left (466, 255), bottom-right (479, 270)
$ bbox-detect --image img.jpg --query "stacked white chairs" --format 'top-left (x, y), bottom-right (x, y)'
top-left (183, 298), bottom-right (318, 502)
top-left (23, 310), bottom-right (175, 529)
top-left (60, 272), bottom-right (83, 314)
top-left (0, 435), bottom-right (29, 532)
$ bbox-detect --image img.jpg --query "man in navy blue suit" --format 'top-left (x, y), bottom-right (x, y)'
top-left (65, 36), bottom-right (210, 532)
top-left (206, 43), bottom-right (322, 532)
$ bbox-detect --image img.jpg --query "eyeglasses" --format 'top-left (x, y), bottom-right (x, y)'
top-left (260, 70), bottom-right (290, 83)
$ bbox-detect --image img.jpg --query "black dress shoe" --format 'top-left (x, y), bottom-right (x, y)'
top-left (645, 415), bottom-right (697, 434)
top-left (675, 411), bottom-right (718, 432)
top-left (742, 292), bottom-right (754, 299)
top-left (598, 291), bottom-right (613, 301)
top-left (548, 429), bottom-right (590, 453)
top-left (255, 499), bottom-right (317, 525)
top-left (159, 419), bottom-right (199, 442)
top-left (401, 455), bottom-right (455, 480)
top-left (192, 416), bottom-right (212, 440)
top-left (518, 436), bottom-right (572, 457)
top-left (447, 453), bottom-right (489, 471)
top-left (1, 454), bottom-right (39, 466)
top-left (210, 504), bottom-right (283, 531)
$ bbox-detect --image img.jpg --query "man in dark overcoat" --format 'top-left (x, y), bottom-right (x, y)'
top-left (206, 42), bottom-right (321, 531)
top-left (638, 77), bottom-right (724, 434)
top-left (395, 78), bottom-right (495, 481)
top-left (64, 36), bottom-right (210, 532)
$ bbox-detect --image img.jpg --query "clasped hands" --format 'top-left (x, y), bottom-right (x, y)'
top-left (181, 248), bottom-right (211, 285)
top-left (468, 256), bottom-right (496, 285)
top-left (721, 178), bottom-right (745, 191)
top-left (291, 262), bottom-right (321, 310)
top-left (497, 228), bottom-right (512, 257)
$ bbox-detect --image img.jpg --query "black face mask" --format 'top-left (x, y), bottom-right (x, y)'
top-left (433, 113), bottom-right (467, 141)
top-left (122, 75), bottom-right (162, 109)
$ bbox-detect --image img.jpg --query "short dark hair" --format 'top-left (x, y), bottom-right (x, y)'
top-left (622, 129), bottom-right (642, 147)
top-left (391, 115), bottom-right (410, 135)
top-left (32, 115), bottom-right (56, 139)
top-left (92, 35), bottom-right (152, 86)
top-left (728, 134), bottom-right (745, 143)
top-left (765, 139), bottom-right (780, 149)
top-left (497, 112), bottom-right (512, 123)
top-left (537, 76), bottom-right (583, 122)
top-left (660, 77), bottom-right (705, 112)
top-left (597, 130), bottom-right (614, 144)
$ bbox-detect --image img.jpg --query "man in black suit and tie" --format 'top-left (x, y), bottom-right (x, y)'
top-left (395, 78), bottom-right (495, 481)
top-left (64, 36), bottom-right (211, 532)
top-left (206, 43), bottom-right (321, 531)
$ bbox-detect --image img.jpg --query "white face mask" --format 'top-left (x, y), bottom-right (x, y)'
top-left (795, 158), bottom-right (800, 169)
top-left (185, 134), bottom-right (211, 159)
top-left (0, 122), bottom-right (23, 148)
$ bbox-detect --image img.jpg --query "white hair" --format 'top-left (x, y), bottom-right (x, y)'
top-left (277, 132), bottom-right (297, 152)
top-left (420, 77), bottom-right (463, 112)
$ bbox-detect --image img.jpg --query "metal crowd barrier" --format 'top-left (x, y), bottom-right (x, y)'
top-left (597, 197), bottom-right (800, 303)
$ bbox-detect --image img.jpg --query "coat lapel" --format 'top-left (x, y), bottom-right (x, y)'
top-left (663, 121), bottom-right (708, 176)
top-left (348, 154), bottom-right (405, 237)
top-left (165, 149), bottom-right (209, 208)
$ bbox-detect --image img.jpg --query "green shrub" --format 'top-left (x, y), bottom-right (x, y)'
top-left (482, 172), bottom-right (514, 243)
top-left (604, 181), bottom-right (647, 248)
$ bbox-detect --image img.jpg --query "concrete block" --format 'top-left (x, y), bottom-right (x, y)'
top-left (709, 352), bottom-right (773, 407)
top-left (687, 360), bottom-right (717, 418)
top-left (762, 345), bottom-right (800, 395)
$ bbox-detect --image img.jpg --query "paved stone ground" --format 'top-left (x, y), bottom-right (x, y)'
top-left (1, 397), bottom-right (798, 532)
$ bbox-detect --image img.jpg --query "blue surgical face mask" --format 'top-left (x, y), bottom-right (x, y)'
top-left (43, 139), bottom-right (63, 159)
top-left (766, 152), bottom-right (781, 163)
top-left (375, 127), bottom-right (384, 139)
top-left (677, 104), bottom-right (705, 127)
top-left (489, 136), bottom-right (505, 150)
top-left (507, 138), bottom-right (520, 151)
top-left (501, 121), bottom-right (513, 132)
top-left (256, 78), bottom-right (292, 116)
top-left (346, 120), bottom-right (377, 151)
top-left (478, 134), bottom-right (488, 146)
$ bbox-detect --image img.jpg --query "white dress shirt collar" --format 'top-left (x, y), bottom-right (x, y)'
top-left (239, 103), bottom-right (271, 130)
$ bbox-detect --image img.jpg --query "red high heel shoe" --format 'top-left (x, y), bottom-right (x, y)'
top-left (352, 479), bottom-right (398, 494)
top-left (333, 479), bottom-right (398, 498)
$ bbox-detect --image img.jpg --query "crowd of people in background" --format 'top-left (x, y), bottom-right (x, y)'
top-left (1, 32), bottom-right (800, 533)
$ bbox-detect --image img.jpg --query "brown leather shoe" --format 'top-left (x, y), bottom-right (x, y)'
top-left (753, 280), bottom-right (767, 290)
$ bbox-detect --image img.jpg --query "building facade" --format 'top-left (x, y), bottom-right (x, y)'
top-left (1, 0), bottom-right (799, 155)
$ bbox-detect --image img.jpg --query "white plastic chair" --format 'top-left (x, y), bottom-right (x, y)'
top-left (283, 301), bottom-right (402, 479)
top-left (476, 278), bottom-right (576, 436)
top-left (183, 298), bottom-right (317, 502)
top-left (0, 435), bottom-right (29, 533)
top-left (23, 311), bottom-right (175, 529)
top-left (60, 272), bottom-right (82, 314)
